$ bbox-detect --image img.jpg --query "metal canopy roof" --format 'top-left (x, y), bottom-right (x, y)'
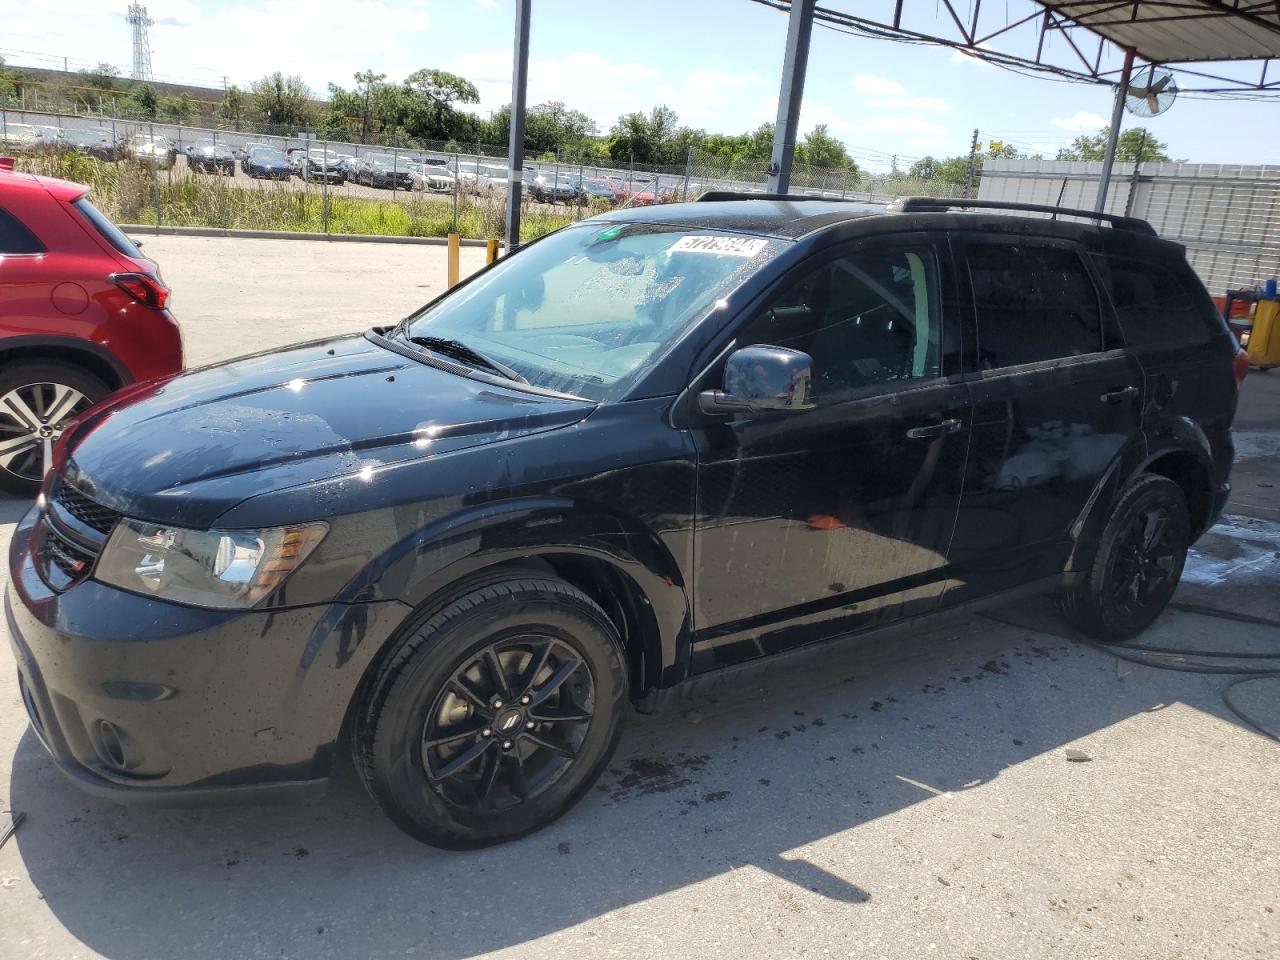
top-left (1042, 1), bottom-right (1280, 63)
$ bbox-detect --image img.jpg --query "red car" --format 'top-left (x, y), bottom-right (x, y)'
top-left (0, 158), bottom-right (182, 494)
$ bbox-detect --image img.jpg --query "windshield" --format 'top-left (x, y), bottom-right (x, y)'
top-left (252, 148), bottom-right (284, 161)
top-left (401, 222), bottom-right (786, 401)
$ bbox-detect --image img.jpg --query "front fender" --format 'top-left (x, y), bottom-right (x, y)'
top-left (334, 496), bottom-right (692, 688)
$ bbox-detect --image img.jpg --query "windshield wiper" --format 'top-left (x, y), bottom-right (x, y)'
top-left (405, 335), bottom-right (529, 384)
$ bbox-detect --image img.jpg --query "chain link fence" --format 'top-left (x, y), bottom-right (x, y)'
top-left (2, 106), bottom-right (967, 242)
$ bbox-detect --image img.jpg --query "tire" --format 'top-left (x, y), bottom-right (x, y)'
top-left (1060, 474), bottom-right (1190, 641)
top-left (0, 362), bottom-right (110, 496)
top-left (353, 577), bottom-right (627, 848)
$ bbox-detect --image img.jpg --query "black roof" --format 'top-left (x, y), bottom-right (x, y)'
top-left (594, 196), bottom-right (1161, 246)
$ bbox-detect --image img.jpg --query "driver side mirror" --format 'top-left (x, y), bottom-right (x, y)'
top-left (698, 345), bottom-right (815, 417)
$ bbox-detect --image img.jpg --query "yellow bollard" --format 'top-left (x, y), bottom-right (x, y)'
top-left (446, 232), bottom-right (460, 288)
top-left (486, 238), bottom-right (500, 265)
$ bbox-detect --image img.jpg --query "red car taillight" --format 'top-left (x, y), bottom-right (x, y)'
top-left (1233, 347), bottom-right (1250, 388)
top-left (110, 272), bottom-right (170, 310)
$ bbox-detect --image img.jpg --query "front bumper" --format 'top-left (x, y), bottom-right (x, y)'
top-left (6, 505), bottom-right (408, 806)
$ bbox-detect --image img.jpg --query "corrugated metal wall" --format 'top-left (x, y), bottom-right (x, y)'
top-left (980, 159), bottom-right (1280, 295)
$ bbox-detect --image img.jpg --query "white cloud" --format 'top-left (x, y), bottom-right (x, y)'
top-left (1052, 110), bottom-right (1108, 132)
top-left (446, 51), bottom-right (762, 132)
top-left (849, 72), bottom-right (953, 114)
top-left (851, 74), bottom-right (907, 98)
top-left (0, 0), bottom-right (435, 93)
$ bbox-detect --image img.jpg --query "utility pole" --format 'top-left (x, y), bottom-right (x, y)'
top-left (504, 0), bottom-right (531, 252)
top-left (964, 128), bottom-right (980, 198)
top-left (766, 0), bottom-right (815, 194)
top-left (1096, 48), bottom-right (1136, 213)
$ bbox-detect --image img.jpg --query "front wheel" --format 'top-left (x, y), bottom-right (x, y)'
top-left (0, 362), bottom-right (109, 496)
top-left (1060, 474), bottom-right (1190, 641)
top-left (354, 577), bottom-right (627, 848)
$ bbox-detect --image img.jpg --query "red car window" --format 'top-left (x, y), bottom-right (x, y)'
top-left (0, 206), bottom-right (45, 254)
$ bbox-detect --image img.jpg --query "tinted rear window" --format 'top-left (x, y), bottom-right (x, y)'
top-left (967, 242), bottom-right (1103, 368)
top-left (1091, 253), bottom-right (1216, 347)
top-left (0, 207), bottom-right (45, 254)
top-left (73, 198), bottom-right (143, 259)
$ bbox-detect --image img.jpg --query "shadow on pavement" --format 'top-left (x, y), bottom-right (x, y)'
top-left (9, 603), bottom-right (1265, 960)
top-left (0, 493), bottom-right (32, 525)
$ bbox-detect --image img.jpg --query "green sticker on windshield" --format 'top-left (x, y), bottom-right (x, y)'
top-left (596, 226), bottom-right (623, 241)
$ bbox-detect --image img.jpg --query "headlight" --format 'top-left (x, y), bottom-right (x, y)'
top-left (95, 519), bottom-right (327, 609)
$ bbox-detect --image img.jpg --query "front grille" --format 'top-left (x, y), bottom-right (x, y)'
top-left (52, 480), bottom-right (121, 535)
top-left (46, 533), bottom-right (95, 579)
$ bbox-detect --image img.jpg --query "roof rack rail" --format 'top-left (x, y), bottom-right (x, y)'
top-left (885, 197), bottom-right (1156, 235)
top-left (696, 190), bottom-right (862, 203)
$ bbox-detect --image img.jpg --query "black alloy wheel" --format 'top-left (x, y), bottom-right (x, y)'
top-left (354, 576), bottom-right (627, 848)
top-left (1060, 474), bottom-right (1190, 641)
top-left (421, 634), bottom-right (594, 812)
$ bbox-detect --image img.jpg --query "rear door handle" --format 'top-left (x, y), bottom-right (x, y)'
top-left (906, 418), bottom-right (963, 440)
top-left (1099, 385), bottom-right (1140, 403)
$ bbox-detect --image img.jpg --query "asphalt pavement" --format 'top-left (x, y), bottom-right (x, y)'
top-left (1, 237), bottom-right (1277, 960)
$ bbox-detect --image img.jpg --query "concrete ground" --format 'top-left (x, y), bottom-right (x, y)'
top-left (2, 237), bottom-right (1278, 960)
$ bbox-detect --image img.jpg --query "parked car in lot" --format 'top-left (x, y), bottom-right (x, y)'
top-left (243, 145), bottom-right (292, 180)
top-left (126, 134), bottom-right (175, 169)
top-left (407, 162), bottom-right (455, 193)
top-left (350, 154), bottom-right (413, 190)
top-left (296, 148), bottom-right (345, 184)
top-left (581, 178), bottom-right (618, 202)
top-left (235, 141), bottom-right (272, 163)
top-left (60, 128), bottom-right (120, 161)
top-left (0, 124), bottom-right (60, 152)
top-left (0, 157), bottom-right (182, 494)
top-left (4, 195), bottom-right (1244, 850)
top-left (188, 141), bottom-right (235, 175)
top-left (528, 172), bottom-right (582, 203)
top-left (453, 160), bottom-right (510, 197)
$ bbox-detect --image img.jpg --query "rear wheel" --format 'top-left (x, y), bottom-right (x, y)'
top-left (1060, 474), bottom-right (1190, 641)
top-left (0, 362), bottom-right (109, 496)
top-left (354, 577), bottom-right (627, 848)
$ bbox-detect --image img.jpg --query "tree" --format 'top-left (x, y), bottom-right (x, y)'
top-left (159, 93), bottom-right (197, 124)
top-left (247, 72), bottom-right (315, 130)
top-left (935, 154), bottom-right (976, 187)
top-left (1055, 127), bottom-right (1170, 163)
top-left (131, 84), bottom-right (158, 120)
top-left (909, 156), bottom-right (942, 180)
top-left (353, 69), bottom-right (385, 143)
top-left (607, 105), bottom-right (698, 165)
top-left (700, 122), bottom-right (773, 171)
top-left (218, 84), bottom-right (246, 130)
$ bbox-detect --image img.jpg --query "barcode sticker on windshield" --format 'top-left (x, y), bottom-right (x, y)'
top-left (671, 236), bottom-right (768, 257)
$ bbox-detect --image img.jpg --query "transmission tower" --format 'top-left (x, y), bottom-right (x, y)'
top-left (126, 3), bottom-right (154, 81)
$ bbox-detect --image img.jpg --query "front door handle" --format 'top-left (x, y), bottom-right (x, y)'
top-left (905, 418), bottom-right (963, 440)
top-left (1099, 385), bottom-right (1140, 403)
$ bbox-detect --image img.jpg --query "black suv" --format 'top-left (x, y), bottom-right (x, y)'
top-left (6, 196), bottom-right (1243, 848)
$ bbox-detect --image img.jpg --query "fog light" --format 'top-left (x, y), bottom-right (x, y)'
top-left (93, 719), bottom-right (141, 772)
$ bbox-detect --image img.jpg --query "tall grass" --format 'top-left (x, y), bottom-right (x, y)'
top-left (14, 152), bottom-right (596, 243)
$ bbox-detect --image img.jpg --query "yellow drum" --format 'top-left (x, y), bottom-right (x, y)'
top-left (1246, 300), bottom-right (1280, 369)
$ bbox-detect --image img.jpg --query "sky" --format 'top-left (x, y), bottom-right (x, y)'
top-left (2, 0), bottom-right (1278, 172)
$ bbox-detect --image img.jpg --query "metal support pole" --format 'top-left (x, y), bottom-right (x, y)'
top-left (682, 145), bottom-right (693, 201)
top-left (322, 139), bottom-right (330, 235)
top-left (767, 0), bottom-right (815, 194)
top-left (964, 128), bottom-right (979, 199)
top-left (1095, 48), bottom-right (1135, 213)
top-left (504, 0), bottom-right (531, 252)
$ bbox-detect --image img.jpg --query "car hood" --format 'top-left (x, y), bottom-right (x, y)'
top-left (59, 334), bottom-right (594, 529)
